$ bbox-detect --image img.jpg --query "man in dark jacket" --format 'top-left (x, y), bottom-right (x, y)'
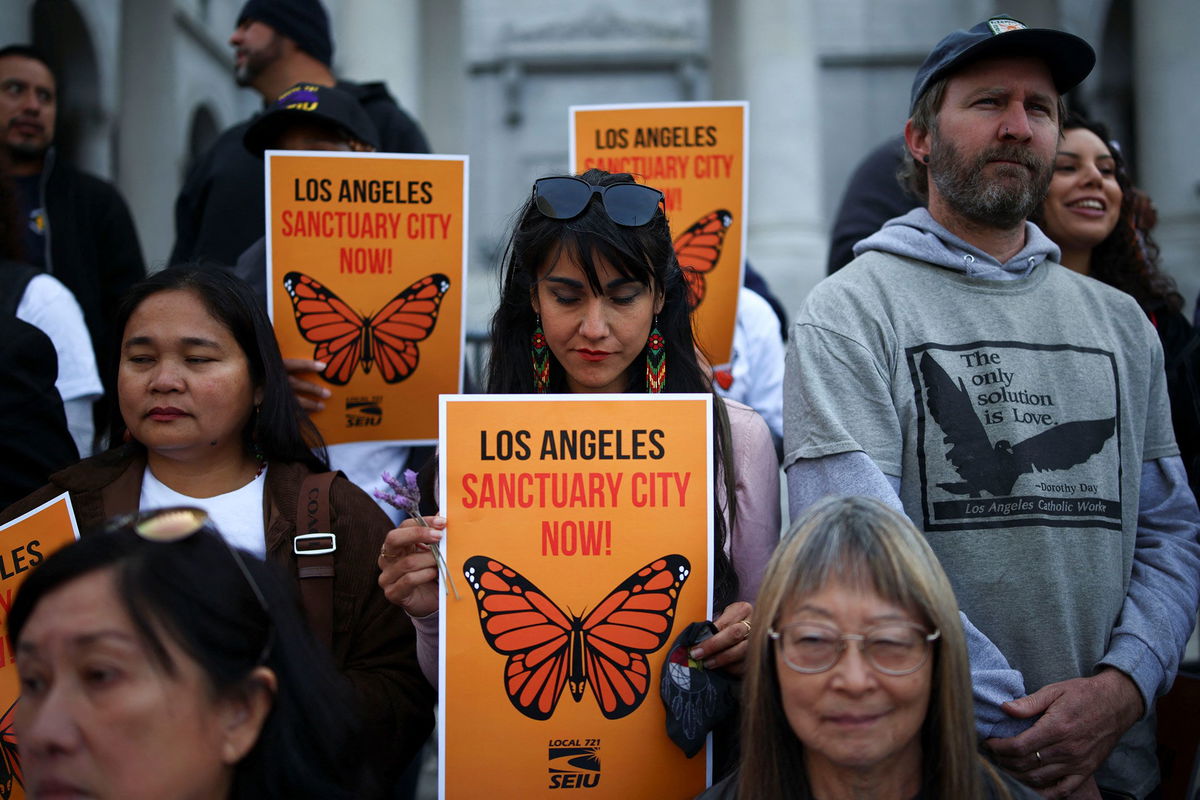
top-left (0, 314), bottom-right (77, 507)
top-left (825, 134), bottom-right (922, 275)
top-left (0, 45), bottom-right (146, 414)
top-left (170, 0), bottom-right (430, 268)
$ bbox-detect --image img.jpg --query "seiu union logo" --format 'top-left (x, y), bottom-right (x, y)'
top-left (345, 396), bottom-right (383, 427)
top-left (548, 739), bottom-right (600, 789)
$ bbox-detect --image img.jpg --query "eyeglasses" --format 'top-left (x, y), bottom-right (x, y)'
top-left (768, 621), bottom-right (940, 676)
top-left (108, 507), bottom-right (274, 665)
top-left (532, 176), bottom-right (665, 227)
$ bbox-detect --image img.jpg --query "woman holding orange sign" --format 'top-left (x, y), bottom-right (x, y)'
top-left (378, 169), bottom-right (780, 688)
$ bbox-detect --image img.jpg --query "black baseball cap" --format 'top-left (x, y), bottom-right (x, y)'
top-left (244, 82), bottom-right (379, 156)
top-left (910, 15), bottom-right (1095, 113)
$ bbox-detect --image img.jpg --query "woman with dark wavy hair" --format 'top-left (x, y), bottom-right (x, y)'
top-left (1033, 113), bottom-right (1197, 489)
top-left (379, 169), bottom-right (779, 686)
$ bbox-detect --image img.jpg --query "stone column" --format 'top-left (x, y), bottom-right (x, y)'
top-left (335, 0), bottom-right (422, 117)
top-left (713, 0), bottom-right (826, 321)
top-left (117, 0), bottom-right (177, 265)
top-left (1, 0), bottom-right (31, 41)
top-left (1134, 0), bottom-right (1200, 317)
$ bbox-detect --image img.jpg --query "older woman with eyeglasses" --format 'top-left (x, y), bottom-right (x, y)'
top-left (700, 496), bottom-right (1036, 799)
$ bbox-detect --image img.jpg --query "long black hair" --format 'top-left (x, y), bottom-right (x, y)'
top-left (1034, 113), bottom-right (1183, 313)
top-left (9, 519), bottom-right (362, 799)
top-left (108, 267), bottom-right (328, 471)
top-left (488, 169), bottom-right (739, 608)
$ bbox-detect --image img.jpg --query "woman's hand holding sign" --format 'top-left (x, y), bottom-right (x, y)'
top-left (378, 516), bottom-right (445, 618)
top-left (689, 600), bottom-right (754, 676)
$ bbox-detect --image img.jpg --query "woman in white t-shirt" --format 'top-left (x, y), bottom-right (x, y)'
top-left (0, 267), bottom-right (435, 790)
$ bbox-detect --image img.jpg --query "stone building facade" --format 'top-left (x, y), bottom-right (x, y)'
top-left (2, 0), bottom-right (1196, 324)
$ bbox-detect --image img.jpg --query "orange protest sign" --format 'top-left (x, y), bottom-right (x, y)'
top-left (439, 395), bottom-right (713, 799)
top-left (267, 152), bottom-right (467, 445)
top-left (570, 103), bottom-right (747, 366)
top-left (0, 493), bottom-right (80, 799)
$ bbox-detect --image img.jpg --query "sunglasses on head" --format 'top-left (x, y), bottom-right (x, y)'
top-left (532, 176), bottom-right (665, 227)
top-left (109, 507), bottom-right (274, 665)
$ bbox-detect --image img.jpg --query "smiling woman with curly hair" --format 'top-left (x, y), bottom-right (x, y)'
top-left (1033, 113), bottom-right (1197, 491)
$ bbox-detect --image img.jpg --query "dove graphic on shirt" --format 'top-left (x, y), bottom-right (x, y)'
top-left (919, 352), bottom-right (1115, 498)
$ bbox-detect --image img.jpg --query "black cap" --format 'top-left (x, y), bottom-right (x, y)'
top-left (237, 0), bottom-right (333, 67)
top-left (910, 14), bottom-right (1095, 113)
top-left (243, 83), bottom-right (379, 156)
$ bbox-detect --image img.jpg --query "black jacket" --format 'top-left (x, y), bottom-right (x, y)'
top-left (826, 134), bottom-right (921, 275)
top-left (38, 149), bottom-right (146, 389)
top-left (1149, 302), bottom-right (1200, 494)
top-left (170, 80), bottom-right (430, 268)
top-left (0, 314), bottom-right (77, 507)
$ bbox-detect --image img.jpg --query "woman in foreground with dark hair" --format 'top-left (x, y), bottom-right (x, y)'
top-left (380, 169), bottom-right (779, 680)
top-left (703, 496), bottom-right (1034, 799)
top-left (11, 508), bottom-right (358, 799)
top-left (0, 267), bottom-right (433, 795)
top-left (1033, 113), bottom-right (1198, 490)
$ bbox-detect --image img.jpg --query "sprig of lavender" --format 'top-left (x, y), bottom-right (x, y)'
top-left (375, 469), bottom-right (459, 599)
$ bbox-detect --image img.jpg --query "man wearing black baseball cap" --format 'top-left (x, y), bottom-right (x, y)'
top-left (786, 16), bottom-right (1199, 799)
top-left (243, 81), bottom-right (380, 157)
top-left (169, 0), bottom-right (430, 270)
top-left (231, 81), bottom-right (380, 305)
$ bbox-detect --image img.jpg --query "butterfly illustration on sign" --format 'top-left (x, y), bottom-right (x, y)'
top-left (0, 698), bottom-right (23, 800)
top-left (920, 352), bottom-right (1115, 497)
top-left (282, 271), bottom-right (451, 385)
top-left (674, 209), bottom-right (733, 309)
top-left (463, 554), bottom-right (690, 721)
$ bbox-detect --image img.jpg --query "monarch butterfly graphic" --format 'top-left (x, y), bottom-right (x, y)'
top-left (0, 698), bottom-right (23, 799)
top-left (282, 271), bottom-right (451, 385)
top-left (673, 209), bottom-right (733, 309)
top-left (463, 554), bottom-right (690, 721)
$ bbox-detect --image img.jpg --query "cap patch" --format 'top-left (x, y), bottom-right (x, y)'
top-left (277, 84), bottom-right (321, 111)
top-left (988, 18), bottom-right (1026, 35)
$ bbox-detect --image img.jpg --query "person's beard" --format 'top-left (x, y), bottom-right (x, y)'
top-left (6, 137), bottom-right (47, 164)
top-left (234, 34), bottom-right (283, 88)
top-left (929, 130), bottom-right (1052, 230)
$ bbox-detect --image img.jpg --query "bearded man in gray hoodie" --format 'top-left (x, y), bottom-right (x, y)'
top-left (785, 16), bottom-right (1200, 800)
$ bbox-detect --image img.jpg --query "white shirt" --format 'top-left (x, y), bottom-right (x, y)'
top-left (714, 287), bottom-right (784, 442)
top-left (16, 274), bottom-right (103, 455)
top-left (138, 465), bottom-right (268, 558)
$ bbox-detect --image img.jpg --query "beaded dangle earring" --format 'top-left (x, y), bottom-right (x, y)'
top-left (645, 317), bottom-right (666, 393)
top-left (532, 315), bottom-right (550, 393)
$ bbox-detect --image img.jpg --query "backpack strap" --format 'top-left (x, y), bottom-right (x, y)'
top-left (295, 471), bottom-right (338, 648)
top-left (1, 261), bottom-right (41, 317)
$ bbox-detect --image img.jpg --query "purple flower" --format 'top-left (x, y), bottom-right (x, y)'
top-left (376, 468), bottom-right (459, 599)
top-left (378, 469), bottom-right (421, 516)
